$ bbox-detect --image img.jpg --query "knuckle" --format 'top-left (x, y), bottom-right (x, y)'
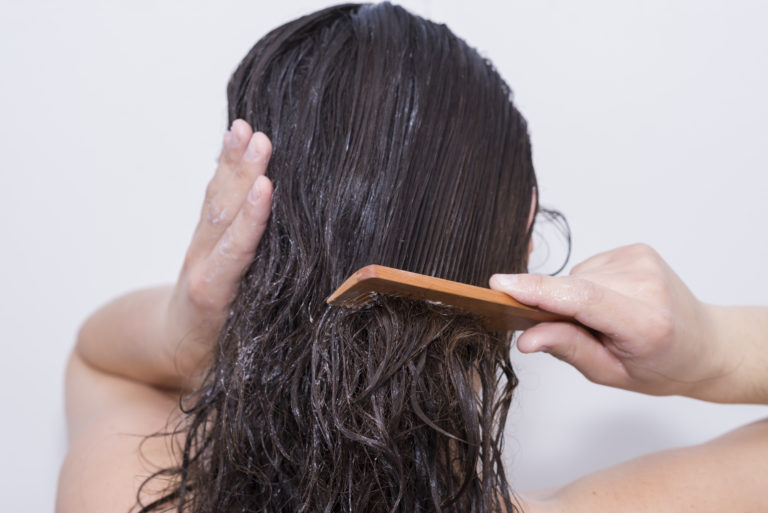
top-left (613, 243), bottom-right (662, 273)
top-left (525, 274), bottom-right (551, 302)
top-left (206, 202), bottom-right (232, 226)
top-left (615, 242), bottom-right (648, 261)
top-left (217, 230), bottom-right (253, 262)
top-left (216, 237), bottom-right (238, 260)
top-left (204, 181), bottom-right (218, 203)
top-left (233, 162), bottom-right (249, 179)
top-left (528, 274), bottom-right (546, 294)
top-left (186, 273), bottom-right (210, 305)
top-left (572, 278), bottom-right (603, 304)
top-left (186, 267), bottom-right (223, 311)
top-left (629, 242), bottom-right (658, 260)
top-left (637, 256), bottom-right (657, 272)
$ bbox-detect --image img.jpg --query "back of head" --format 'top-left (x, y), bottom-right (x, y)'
top-left (143, 3), bottom-right (536, 512)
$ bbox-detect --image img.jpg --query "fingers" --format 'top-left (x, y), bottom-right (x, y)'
top-left (200, 175), bottom-right (273, 304)
top-left (489, 273), bottom-right (656, 339)
top-left (191, 122), bottom-right (272, 259)
top-left (181, 121), bottom-right (274, 311)
top-left (218, 119), bottom-right (253, 167)
top-left (517, 322), bottom-right (628, 386)
top-left (209, 131), bottom-right (272, 227)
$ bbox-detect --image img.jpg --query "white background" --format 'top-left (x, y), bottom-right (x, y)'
top-left (1, 1), bottom-right (766, 510)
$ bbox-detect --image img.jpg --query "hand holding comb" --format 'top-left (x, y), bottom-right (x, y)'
top-left (327, 265), bottom-right (573, 331)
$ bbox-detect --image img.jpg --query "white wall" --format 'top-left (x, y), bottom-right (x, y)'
top-left (1, 1), bottom-right (766, 509)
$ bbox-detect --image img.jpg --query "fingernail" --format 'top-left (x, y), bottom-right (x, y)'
top-left (247, 181), bottom-right (261, 204)
top-left (243, 138), bottom-right (262, 162)
top-left (491, 274), bottom-right (520, 289)
top-left (230, 119), bottom-right (251, 146)
top-left (517, 335), bottom-right (538, 353)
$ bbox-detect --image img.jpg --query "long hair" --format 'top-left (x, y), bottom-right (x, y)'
top-left (139, 3), bottom-right (538, 512)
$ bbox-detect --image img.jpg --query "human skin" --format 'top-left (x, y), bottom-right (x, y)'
top-left (489, 245), bottom-right (768, 404)
top-left (490, 246), bottom-right (768, 511)
top-left (57, 121), bottom-right (273, 512)
top-left (71, 119), bottom-right (273, 394)
top-left (57, 122), bottom-right (768, 513)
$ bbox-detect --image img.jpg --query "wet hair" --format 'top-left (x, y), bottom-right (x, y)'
top-left (139, 3), bottom-right (541, 512)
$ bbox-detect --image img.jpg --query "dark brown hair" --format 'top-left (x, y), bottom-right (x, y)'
top-left (139, 3), bottom-right (539, 512)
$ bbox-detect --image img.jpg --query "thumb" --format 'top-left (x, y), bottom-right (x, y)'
top-left (518, 322), bottom-right (627, 386)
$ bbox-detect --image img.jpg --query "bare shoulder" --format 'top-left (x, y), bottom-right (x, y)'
top-left (58, 348), bottom-right (768, 513)
top-left (518, 418), bottom-right (768, 513)
top-left (56, 352), bottom-right (182, 513)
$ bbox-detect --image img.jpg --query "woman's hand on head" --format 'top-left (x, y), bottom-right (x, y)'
top-left (490, 243), bottom-right (738, 402)
top-left (167, 120), bottom-right (273, 349)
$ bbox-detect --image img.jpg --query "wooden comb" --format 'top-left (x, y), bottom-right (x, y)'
top-left (326, 265), bottom-right (572, 331)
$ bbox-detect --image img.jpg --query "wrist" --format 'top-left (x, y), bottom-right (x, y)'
top-left (689, 304), bottom-right (768, 405)
top-left (164, 287), bottom-right (217, 391)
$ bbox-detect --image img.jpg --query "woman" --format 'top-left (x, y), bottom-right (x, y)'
top-left (57, 3), bottom-right (768, 512)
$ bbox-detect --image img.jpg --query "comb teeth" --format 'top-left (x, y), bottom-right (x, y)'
top-left (336, 291), bottom-right (379, 309)
top-left (326, 265), bottom-right (574, 331)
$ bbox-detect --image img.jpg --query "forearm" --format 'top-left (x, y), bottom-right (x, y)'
top-left (695, 304), bottom-right (768, 405)
top-left (75, 286), bottom-right (211, 391)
